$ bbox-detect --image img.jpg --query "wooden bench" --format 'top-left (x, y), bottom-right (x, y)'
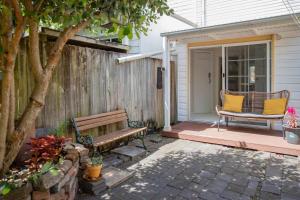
top-left (216, 90), bottom-right (290, 133)
top-left (71, 110), bottom-right (147, 151)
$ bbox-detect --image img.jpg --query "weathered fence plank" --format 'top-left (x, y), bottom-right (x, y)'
top-left (15, 40), bottom-right (176, 137)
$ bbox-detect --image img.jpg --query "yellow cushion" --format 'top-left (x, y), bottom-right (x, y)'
top-left (223, 94), bottom-right (244, 113)
top-left (263, 98), bottom-right (287, 115)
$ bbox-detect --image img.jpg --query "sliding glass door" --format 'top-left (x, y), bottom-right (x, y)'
top-left (224, 42), bottom-right (270, 126)
top-left (225, 43), bottom-right (269, 93)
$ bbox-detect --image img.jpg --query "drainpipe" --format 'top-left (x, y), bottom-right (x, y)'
top-left (201, 0), bottom-right (207, 27)
top-left (163, 37), bottom-right (171, 131)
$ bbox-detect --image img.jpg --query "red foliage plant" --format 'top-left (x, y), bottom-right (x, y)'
top-left (26, 135), bottom-right (66, 171)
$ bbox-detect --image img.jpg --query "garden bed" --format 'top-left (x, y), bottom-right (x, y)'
top-left (0, 137), bottom-right (90, 200)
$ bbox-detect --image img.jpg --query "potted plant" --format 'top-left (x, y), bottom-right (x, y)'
top-left (283, 107), bottom-right (300, 144)
top-left (85, 155), bottom-right (103, 179)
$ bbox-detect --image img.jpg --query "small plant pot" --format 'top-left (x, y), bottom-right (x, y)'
top-left (86, 164), bottom-right (102, 179)
top-left (283, 125), bottom-right (300, 144)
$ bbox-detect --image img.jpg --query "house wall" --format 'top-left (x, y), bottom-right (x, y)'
top-left (274, 29), bottom-right (300, 128)
top-left (205, 0), bottom-right (300, 27)
top-left (175, 27), bottom-right (300, 128)
top-left (176, 43), bottom-right (189, 121)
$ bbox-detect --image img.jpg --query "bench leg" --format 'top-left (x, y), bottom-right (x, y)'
top-left (138, 131), bottom-right (147, 150)
top-left (218, 116), bottom-right (221, 132)
top-left (226, 117), bottom-right (229, 127)
top-left (281, 119), bottom-right (285, 139)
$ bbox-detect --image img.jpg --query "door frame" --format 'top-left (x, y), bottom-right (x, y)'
top-left (188, 46), bottom-right (220, 120)
top-left (187, 40), bottom-right (272, 126)
top-left (190, 50), bottom-right (214, 115)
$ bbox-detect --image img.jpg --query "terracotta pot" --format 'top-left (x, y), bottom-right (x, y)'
top-left (86, 164), bottom-right (102, 179)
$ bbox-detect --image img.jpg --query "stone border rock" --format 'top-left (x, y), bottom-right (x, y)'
top-left (3, 143), bottom-right (89, 200)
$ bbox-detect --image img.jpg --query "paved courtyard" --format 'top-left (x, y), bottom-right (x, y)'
top-left (78, 136), bottom-right (300, 200)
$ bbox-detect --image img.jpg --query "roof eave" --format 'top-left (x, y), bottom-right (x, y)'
top-left (161, 14), bottom-right (298, 38)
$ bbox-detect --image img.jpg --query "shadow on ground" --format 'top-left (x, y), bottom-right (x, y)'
top-left (77, 137), bottom-right (300, 200)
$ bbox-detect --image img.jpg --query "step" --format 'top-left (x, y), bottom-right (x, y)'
top-left (102, 166), bottom-right (135, 188)
top-left (111, 146), bottom-right (146, 161)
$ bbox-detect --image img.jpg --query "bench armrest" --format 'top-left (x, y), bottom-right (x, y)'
top-left (76, 135), bottom-right (94, 146)
top-left (216, 105), bottom-right (222, 115)
top-left (128, 120), bottom-right (145, 128)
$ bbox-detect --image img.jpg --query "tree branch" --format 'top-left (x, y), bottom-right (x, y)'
top-left (28, 18), bottom-right (43, 80)
top-left (11, 0), bottom-right (23, 23)
top-left (45, 19), bottom-right (90, 74)
top-left (33, 0), bottom-right (45, 12)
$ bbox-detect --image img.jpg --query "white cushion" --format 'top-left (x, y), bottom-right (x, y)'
top-left (218, 110), bottom-right (284, 119)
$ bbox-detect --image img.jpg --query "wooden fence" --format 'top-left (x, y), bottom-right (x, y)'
top-left (14, 40), bottom-right (177, 137)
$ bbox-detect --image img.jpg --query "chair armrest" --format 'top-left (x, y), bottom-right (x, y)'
top-left (76, 135), bottom-right (93, 147)
top-left (128, 120), bottom-right (145, 128)
top-left (215, 105), bottom-right (222, 115)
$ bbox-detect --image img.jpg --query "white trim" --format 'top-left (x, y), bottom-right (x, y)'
top-left (189, 44), bottom-right (222, 50)
top-left (188, 48), bottom-right (191, 120)
top-left (222, 40), bottom-right (271, 47)
top-left (163, 37), bottom-right (171, 131)
top-left (171, 13), bottom-right (198, 28)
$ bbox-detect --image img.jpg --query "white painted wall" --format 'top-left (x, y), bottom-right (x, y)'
top-left (273, 30), bottom-right (300, 129)
top-left (128, 15), bottom-right (192, 54)
top-left (176, 43), bottom-right (189, 121)
top-left (205, 0), bottom-right (300, 27)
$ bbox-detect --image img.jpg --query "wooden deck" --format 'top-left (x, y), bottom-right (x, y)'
top-left (161, 122), bottom-right (300, 156)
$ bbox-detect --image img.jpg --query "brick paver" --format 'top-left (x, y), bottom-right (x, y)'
top-left (77, 135), bottom-right (300, 200)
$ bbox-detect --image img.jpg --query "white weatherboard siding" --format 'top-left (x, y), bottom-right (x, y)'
top-left (176, 43), bottom-right (188, 121)
top-left (275, 32), bottom-right (300, 111)
top-left (205, 0), bottom-right (300, 26)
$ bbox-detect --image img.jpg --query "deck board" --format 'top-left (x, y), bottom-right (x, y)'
top-left (161, 122), bottom-right (300, 156)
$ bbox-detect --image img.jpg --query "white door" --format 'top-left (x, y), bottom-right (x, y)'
top-left (191, 51), bottom-right (213, 114)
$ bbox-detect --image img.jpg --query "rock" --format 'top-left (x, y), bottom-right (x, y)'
top-left (49, 188), bottom-right (66, 200)
top-left (3, 182), bottom-right (32, 200)
top-left (32, 190), bottom-right (50, 200)
top-left (79, 178), bottom-right (107, 195)
top-left (67, 179), bottom-right (78, 200)
top-left (63, 144), bottom-right (74, 151)
top-left (39, 170), bottom-right (64, 190)
top-left (80, 155), bottom-right (91, 164)
top-left (74, 145), bottom-right (89, 157)
top-left (51, 166), bottom-right (78, 193)
top-left (57, 160), bottom-right (72, 174)
top-left (65, 152), bottom-right (79, 163)
top-left (64, 177), bottom-right (77, 194)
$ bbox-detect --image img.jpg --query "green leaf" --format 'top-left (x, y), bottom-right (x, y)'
top-left (0, 184), bottom-right (11, 196)
top-left (49, 168), bottom-right (59, 176)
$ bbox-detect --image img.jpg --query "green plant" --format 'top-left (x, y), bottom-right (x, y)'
top-left (53, 121), bottom-right (69, 137)
top-left (26, 136), bottom-right (66, 171)
top-left (90, 155), bottom-right (103, 166)
top-left (28, 162), bottom-right (59, 185)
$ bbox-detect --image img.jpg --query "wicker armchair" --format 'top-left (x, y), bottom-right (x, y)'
top-left (216, 90), bottom-right (290, 133)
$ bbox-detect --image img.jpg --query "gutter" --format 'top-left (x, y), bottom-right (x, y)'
top-left (116, 49), bottom-right (175, 64)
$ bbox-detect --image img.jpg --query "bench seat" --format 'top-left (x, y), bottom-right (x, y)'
top-left (218, 111), bottom-right (284, 119)
top-left (216, 90), bottom-right (290, 133)
top-left (93, 127), bottom-right (147, 147)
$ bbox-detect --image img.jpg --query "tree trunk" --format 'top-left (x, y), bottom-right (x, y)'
top-left (1, 20), bottom-right (89, 174)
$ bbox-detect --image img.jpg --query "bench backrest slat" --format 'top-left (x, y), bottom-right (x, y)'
top-left (75, 109), bottom-right (125, 122)
top-left (78, 115), bottom-right (128, 131)
top-left (76, 113), bottom-right (127, 126)
top-left (74, 109), bottom-right (128, 132)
